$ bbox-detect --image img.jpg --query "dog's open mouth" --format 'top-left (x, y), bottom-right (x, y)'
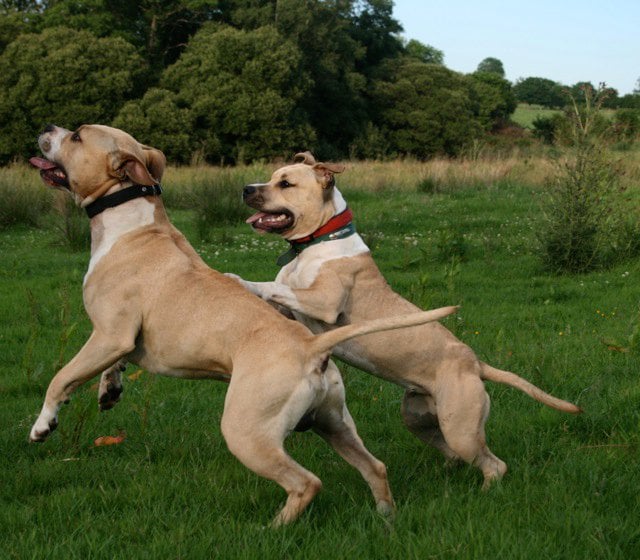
top-left (29, 157), bottom-right (70, 188)
top-left (246, 210), bottom-right (294, 233)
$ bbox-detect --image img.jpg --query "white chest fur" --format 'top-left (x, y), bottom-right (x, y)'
top-left (276, 234), bottom-right (369, 289)
top-left (84, 199), bottom-right (156, 284)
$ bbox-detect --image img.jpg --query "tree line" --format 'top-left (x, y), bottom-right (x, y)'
top-left (1, 0), bottom-right (638, 165)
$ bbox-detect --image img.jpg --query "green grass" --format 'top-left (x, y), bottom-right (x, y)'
top-left (1, 180), bottom-right (639, 559)
top-left (512, 103), bottom-right (562, 129)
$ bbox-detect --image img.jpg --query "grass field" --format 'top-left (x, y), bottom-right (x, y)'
top-left (512, 104), bottom-right (561, 129)
top-left (1, 165), bottom-right (639, 558)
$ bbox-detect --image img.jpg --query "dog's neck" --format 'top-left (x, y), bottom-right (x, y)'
top-left (332, 188), bottom-right (347, 216)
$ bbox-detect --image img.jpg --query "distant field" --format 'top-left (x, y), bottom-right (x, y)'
top-left (1, 167), bottom-right (638, 558)
top-left (512, 103), bottom-right (561, 129)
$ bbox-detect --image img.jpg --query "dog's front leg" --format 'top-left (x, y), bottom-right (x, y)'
top-left (30, 331), bottom-right (135, 442)
top-left (226, 271), bottom-right (349, 325)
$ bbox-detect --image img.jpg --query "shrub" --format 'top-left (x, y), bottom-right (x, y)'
top-left (539, 85), bottom-right (640, 273)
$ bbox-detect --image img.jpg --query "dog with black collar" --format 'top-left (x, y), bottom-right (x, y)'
top-left (28, 126), bottom-right (457, 525)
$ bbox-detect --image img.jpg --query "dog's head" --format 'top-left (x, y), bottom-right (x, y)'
top-left (30, 124), bottom-right (166, 206)
top-left (243, 151), bottom-right (345, 240)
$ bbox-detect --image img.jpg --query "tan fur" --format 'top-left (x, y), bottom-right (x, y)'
top-left (28, 125), bottom-right (456, 525)
top-left (237, 154), bottom-right (582, 489)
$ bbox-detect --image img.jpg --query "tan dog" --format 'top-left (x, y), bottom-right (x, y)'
top-left (28, 126), bottom-right (457, 525)
top-left (232, 152), bottom-right (582, 489)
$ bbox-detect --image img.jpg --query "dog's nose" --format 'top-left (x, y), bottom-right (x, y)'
top-left (43, 124), bottom-right (56, 133)
top-left (242, 185), bottom-right (257, 200)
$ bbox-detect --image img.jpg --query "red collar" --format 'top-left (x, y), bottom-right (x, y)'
top-left (291, 208), bottom-right (353, 244)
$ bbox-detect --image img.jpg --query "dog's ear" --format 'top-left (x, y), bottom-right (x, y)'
top-left (142, 146), bottom-right (166, 182)
top-left (294, 151), bottom-right (317, 165)
top-left (110, 149), bottom-right (164, 186)
top-left (312, 162), bottom-right (345, 190)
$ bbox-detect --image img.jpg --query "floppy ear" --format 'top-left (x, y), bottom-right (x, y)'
top-left (141, 146), bottom-right (166, 182)
top-left (312, 162), bottom-right (345, 189)
top-left (110, 149), bottom-right (164, 186)
top-left (294, 151), bottom-right (317, 165)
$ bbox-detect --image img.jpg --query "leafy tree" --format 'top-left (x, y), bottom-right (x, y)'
top-left (350, 0), bottom-right (404, 72)
top-left (467, 72), bottom-right (517, 130)
top-left (160, 23), bottom-right (314, 163)
top-left (113, 88), bottom-right (193, 163)
top-left (405, 39), bottom-right (444, 65)
top-left (618, 93), bottom-right (640, 109)
top-left (40, 0), bottom-right (221, 71)
top-left (372, 59), bottom-right (481, 158)
top-left (0, 0), bottom-right (41, 52)
top-left (0, 27), bottom-right (147, 163)
top-left (513, 77), bottom-right (565, 108)
top-left (476, 57), bottom-right (504, 77)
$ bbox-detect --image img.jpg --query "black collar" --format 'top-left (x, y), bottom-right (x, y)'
top-left (85, 184), bottom-right (163, 218)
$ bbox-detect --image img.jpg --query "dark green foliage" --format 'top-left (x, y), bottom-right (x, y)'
top-left (40, 0), bottom-right (220, 70)
top-left (372, 60), bottom-right (481, 158)
top-left (532, 113), bottom-right (568, 144)
top-left (513, 77), bottom-right (566, 108)
top-left (0, 27), bottom-right (147, 163)
top-left (612, 109), bottom-right (640, 141)
top-left (113, 88), bottom-right (193, 164)
top-left (2, 1), bottom-right (637, 164)
top-left (160, 23), bottom-right (314, 163)
top-left (468, 72), bottom-right (517, 130)
top-left (476, 56), bottom-right (505, 77)
top-left (404, 39), bottom-right (444, 64)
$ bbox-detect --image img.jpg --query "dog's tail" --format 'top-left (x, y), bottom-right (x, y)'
top-left (479, 362), bottom-right (582, 414)
top-left (309, 306), bottom-right (457, 356)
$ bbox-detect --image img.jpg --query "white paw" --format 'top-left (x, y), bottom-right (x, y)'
top-left (30, 411), bottom-right (58, 442)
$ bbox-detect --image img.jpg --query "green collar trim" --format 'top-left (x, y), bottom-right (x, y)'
top-left (276, 222), bottom-right (356, 266)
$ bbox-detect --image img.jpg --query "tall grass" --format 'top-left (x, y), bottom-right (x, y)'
top-left (0, 164), bottom-right (53, 229)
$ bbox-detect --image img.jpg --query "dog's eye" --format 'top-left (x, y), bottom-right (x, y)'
top-left (279, 180), bottom-right (293, 188)
top-left (70, 131), bottom-right (81, 143)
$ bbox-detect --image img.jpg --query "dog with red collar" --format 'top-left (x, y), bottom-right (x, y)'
top-left (230, 151), bottom-right (582, 489)
top-left (28, 127), bottom-right (458, 525)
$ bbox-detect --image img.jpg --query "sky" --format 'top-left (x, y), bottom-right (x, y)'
top-left (393, 0), bottom-right (640, 95)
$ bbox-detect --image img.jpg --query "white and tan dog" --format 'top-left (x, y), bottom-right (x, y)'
top-left (28, 126), bottom-right (457, 525)
top-left (232, 152), bottom-right (582, 489)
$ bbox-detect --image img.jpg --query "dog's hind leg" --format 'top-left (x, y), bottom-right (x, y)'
top-left (436, 372), bottom-right (507, 489)
top-left (220, 363), bottom-right (325, 526)
top-left (98, 360), bottom-right (127, 411)
top-left (312, 361), bottom-right (395, 517)
top-left (401, 390), bottom-right (461, 463)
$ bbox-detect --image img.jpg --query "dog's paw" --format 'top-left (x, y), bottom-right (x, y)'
top-left (224, 272), bottom-right (242, 281)
top-left (98, 383), bottom-right (123, 411)
top-left (29, 418), bottom-right (58, 442)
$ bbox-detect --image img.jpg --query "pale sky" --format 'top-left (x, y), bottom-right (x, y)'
top-left (393, 0), bottom-right (639, 95)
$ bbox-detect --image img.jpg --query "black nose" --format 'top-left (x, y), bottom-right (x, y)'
top-left (43, 124), bottom-right (55, 133)
top-left (242, 185), bottom-right (257, 200)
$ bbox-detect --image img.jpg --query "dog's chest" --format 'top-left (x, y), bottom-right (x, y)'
top-left (84, 199), bottom-right (156, 284)
top-left (277, 235), bottom-right (369, 289)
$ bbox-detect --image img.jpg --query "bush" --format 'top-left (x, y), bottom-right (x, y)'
top-left (540, 86), bottom-right (640, 273)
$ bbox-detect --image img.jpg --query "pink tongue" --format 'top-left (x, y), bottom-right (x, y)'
top-left (29, 157), bottom-right (57, 170)
top-left (246, 212), bottom-right (269, 225)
